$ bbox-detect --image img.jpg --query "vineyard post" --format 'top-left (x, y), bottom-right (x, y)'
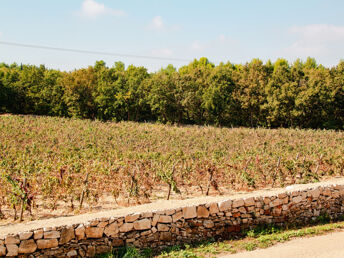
top-left (19, 178), bottom-right (27, 222)
top-left (79, 172), bottom-right (89, 209)
top-left (206, 166), bottom-right (214, 196)
top-left (166, 164), bottom-right (176, 200)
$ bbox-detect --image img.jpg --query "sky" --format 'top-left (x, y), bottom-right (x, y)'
top-left (0, 0), bottom-right (344, 71)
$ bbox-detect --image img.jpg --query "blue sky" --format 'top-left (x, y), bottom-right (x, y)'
top-left (0, 0), bottom-right (344, 71)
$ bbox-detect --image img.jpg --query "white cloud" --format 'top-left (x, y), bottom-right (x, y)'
top-left (149, 16), bottom-right (164, 30)
top-left (79, 0), bottom-right (124, 19)
top-left (283, 24), bottom-right (344, 64)
top-left (151, 48), bottom-right (173, 57)
top-left (191, 40), bottom-right (206, 51)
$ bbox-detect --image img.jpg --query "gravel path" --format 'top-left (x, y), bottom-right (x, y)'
top-left (222, 230), bottom-right (344, 258)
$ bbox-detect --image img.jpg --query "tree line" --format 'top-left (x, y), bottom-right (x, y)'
top-left (0, 57), bottom-right (343, 129)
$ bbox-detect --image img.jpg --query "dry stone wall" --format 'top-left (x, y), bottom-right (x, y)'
top-left (1, 180), bottom-right (344, 257)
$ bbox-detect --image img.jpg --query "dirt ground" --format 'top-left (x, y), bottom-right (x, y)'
top-left (1, 177), bottom-right (343, 238)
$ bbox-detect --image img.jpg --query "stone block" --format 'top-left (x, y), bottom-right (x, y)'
top-left (119, 223), bottom-right (134, 233)
top-left (6, 244), bottom-right (18, 256)
top-left (158, 215), bottom-right (172, 223)
top-left (75, 225), bottom-right (85, 240)
top-left (232, 199), bottom-right (244, 208)
top-left (165, 209), bottom-right (176, 215)
top-left (157, 223), bottom-right (170, 232)
top-left (244, 197), bottom-right (255, 206)
top-left (67, 249), bottom-right (78, 257)
top-left (172, 211), bottom-right (183, 222)
top-left (44, 231), bottom-right (60, 239)
top-left (293, 196), bottom-right (302, 204)
top-left (160, 232), bottom-right (172, 241)
top-left (18, 239), bottom-right (37, 254)
top-left (87, 246), bottom-right (96, 257)
top-left (97, 221), bottom-right (109, 228)
top-left (113, 239), bottom-right (124, 247)
top-left (19, 232), bottom-right (33, 240)
top-left (197, 206), bottom-right (210, 218)
top-left (134, 219), bottom-right (151, 230)
top-left (37, 239), bottom-right (58, 249)
top-left (85, 227), bottom-right (104, 238)
top-left (34, 229), bottom-right (44, 240)
top-left (310, 188), bottom-right (320, 198)
top-left (125, 213), bottom-right (140, 223)
top-left (203, 220), bottom-right (215, 228)
top-left (59, 226), bottom-right (75, 244)
top-left (219, 200), bottom-right (232, 211)
top-left (182, 206), bottom-right (197, 219)
top-left (209, 203), bottom-right (219, 214)
top-left (5, 235), bottom-right (20, 245)
top-left (0, 245), bottom-right (5, 256)
top-left (104, 222), bottom-right (119, 237)
top-left (96, 245), bottom-right (111, 254)
top-left (152, 214), bottom-right (160, 227)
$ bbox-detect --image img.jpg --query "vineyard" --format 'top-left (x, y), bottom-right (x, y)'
top-left (0, 114), bottom-right (343, 224)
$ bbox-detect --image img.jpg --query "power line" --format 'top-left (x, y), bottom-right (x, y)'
top-left (0, 40), bottom-right (190, 62)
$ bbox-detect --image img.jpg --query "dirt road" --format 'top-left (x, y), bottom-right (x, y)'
top-left (222, 230), bottom-right (344, 258)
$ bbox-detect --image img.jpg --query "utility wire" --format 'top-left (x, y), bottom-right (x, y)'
top-left (0, 40), bottom-right (190, 62)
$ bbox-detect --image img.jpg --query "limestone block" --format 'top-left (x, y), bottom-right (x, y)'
top-left (67, 249), bottom-right (78, 257)
top-left (104, 222), bottom-right (119, 237)
top-left (37, 239), bottom-right (58, 249)
top-left (157, 223), bottom-right (170, 232)
top-left (96, 245), bottom-right (111, 255)
top-left (209, 203), bottom-right (219, 214)
top-left (160, 232), bottom-right (172, 241)
top-left (87, 246), bottom-right (96, 257)
top-left (152, 214), bottom-right (160, 227)
top-left (134, 219), bottom-right (151, 230)
top-left (165, 209), bottom-right (176, 215)
top-left (97, 221), bottom-right (109, 228)
top-left (232, 199), bottom-right (244, 208)
top-left (19, 232), bottom-right (33, 240)
top-left (219, 200), bottom-right (232, 211)
top-left (85, 227), bottom-right (104, 238)
top-left (203, 220), bottom-right (215, 228)
top-left (0, 245), bottom-right (6, 256)
top-left (6, 244), bottom-right (18, 256)
top-left (172, 211), bottom-right (183, 222)
top-left (113, 239), bottom-right (124, 247)
top-left (119, 223), bottom-right (134, 233)
top-left (44, 231), bottom-right (60, 239)
top-left (263, 197), bottom-right (271, 205)
top-left (34, 229), bottom-right (44, 240)
top-left (270, 198), bottom-right (282, 207)
top-left (293, 196), bottom-right (302, 204)
top-left (75, 225), bottom-right (85, 240)
top-left (238, 207), bottom-right (246, 213)
top-left (278, 193), bottom-right (287, 199)
top-left (125, 213), bottom-right (140, 223)
top-left (310, 188), bottom-right (320, 198)
top-left (18, 239), bottom-right (37, 254)
top-left (142, 212), bottom-right (153, 218)
top-left (158, 215), bottom-right (172, 223)
top-left (197, 206), bottom-right (210, 218)
top-left (59, 226), bottom-right (75, 244)
top-left (5, 235), bottom-right (19, 245)
top-left (182, 206), bottom-right (197, 219)
top-left (244, 197), bottom-right (255, 206)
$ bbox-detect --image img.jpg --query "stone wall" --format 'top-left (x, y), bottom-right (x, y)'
top-left (1, 180), bottom-right (344, 257)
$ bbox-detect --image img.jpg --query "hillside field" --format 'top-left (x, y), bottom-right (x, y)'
top-left (0, 114), bottom-right (343, 223)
